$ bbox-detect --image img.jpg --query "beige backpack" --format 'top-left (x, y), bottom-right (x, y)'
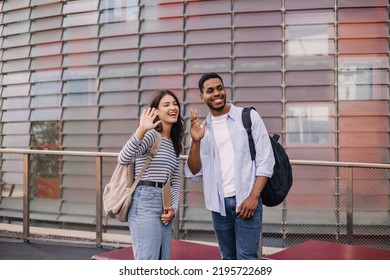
top-left (103, 132), bottom-right (162, 224)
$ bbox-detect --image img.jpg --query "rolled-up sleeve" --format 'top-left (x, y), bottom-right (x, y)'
top-left (184, 153), bottom-right (203, 181)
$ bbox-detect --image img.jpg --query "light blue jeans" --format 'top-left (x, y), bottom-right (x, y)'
top-left (128, 185), bottom-right (172, 260)
top-left (211, 196), bottom-right (262, 260)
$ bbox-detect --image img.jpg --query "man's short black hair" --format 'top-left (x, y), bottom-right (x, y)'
top-left (198, 72), bottom-right (224, 92)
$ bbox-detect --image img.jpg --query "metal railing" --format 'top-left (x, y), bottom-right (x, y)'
top-left (0, 149), bottom-right (389, 252)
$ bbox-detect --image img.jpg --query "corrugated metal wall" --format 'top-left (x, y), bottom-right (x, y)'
top-left (0, 0), bottom-right (388, 162)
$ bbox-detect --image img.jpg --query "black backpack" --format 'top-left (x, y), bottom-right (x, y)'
top-left (242, 107), bottom-right (293, 207)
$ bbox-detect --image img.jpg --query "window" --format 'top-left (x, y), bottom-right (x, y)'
top-left (287, 103), bottom-right (334, 146)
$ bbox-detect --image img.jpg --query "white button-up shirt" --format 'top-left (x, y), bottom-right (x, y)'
top-left (185, 104), bottom-right (275, 216)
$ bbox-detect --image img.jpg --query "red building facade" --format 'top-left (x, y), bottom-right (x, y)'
top-left (0, 0), bottom-right (389, 163)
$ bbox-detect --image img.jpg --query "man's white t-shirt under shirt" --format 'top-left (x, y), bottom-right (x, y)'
top-left (211, 113), bottom-right (235, 197)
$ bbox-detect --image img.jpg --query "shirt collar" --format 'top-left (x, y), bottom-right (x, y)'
top-left (206, 104), bottom-right (237, 124)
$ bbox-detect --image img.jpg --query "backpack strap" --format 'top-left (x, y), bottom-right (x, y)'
top-left (242, 107), bottom-right (256, 161)
top-left (130, 131), bottom-right (162, 188)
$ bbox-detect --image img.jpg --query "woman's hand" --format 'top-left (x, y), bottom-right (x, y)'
top-left (161, 207), bottom-right (174, 225)
top-left (135, 107), bottom-right (162, 139)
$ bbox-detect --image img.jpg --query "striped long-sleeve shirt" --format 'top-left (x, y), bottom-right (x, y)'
top-left (118, 129), bottom-right (181, 213)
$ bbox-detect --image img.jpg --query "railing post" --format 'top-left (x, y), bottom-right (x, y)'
top-left (22, 153), bottom-right (30, 242)
top-left (346, 167), bottom-right (354, 244)
top-left (95, 156), bottom-right (103, 247)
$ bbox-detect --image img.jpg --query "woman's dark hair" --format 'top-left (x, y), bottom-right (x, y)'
top-left (148, 90), bottom-right (184, 156)
top-left (198, 72), bottom-right (224, 92)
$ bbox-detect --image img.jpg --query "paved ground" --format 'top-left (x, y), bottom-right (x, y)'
top-left (0, 237), bottom-right (221, 260)
top-left (0, 237), bottom-right (116, 260)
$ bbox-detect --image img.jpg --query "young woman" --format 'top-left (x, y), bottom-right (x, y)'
top-left (118, 90), bottom-right (184, 260)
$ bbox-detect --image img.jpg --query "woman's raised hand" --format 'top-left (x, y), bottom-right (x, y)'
top-left (135, 107), bottom-right (162, 139)
top-left (139, 107), bottom-right (161, 130)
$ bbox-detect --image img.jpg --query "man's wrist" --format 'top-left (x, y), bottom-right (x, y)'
top-left (249, 191), bottom-right (261, 199)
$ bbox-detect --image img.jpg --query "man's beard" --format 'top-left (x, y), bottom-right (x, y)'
top-left (206, 97), bottom-right (226, 111)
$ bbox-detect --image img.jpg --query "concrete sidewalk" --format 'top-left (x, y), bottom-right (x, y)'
top-left (0, 237), bottom-right (116, 260)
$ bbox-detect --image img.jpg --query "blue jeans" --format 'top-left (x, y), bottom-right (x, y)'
top-left (211, 196), bottom-right (262, 260)
top-left (128, 185), bottom-right (172, 260)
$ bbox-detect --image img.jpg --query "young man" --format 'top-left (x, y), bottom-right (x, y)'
top-left (184, 72), bottom-right (275, 260)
